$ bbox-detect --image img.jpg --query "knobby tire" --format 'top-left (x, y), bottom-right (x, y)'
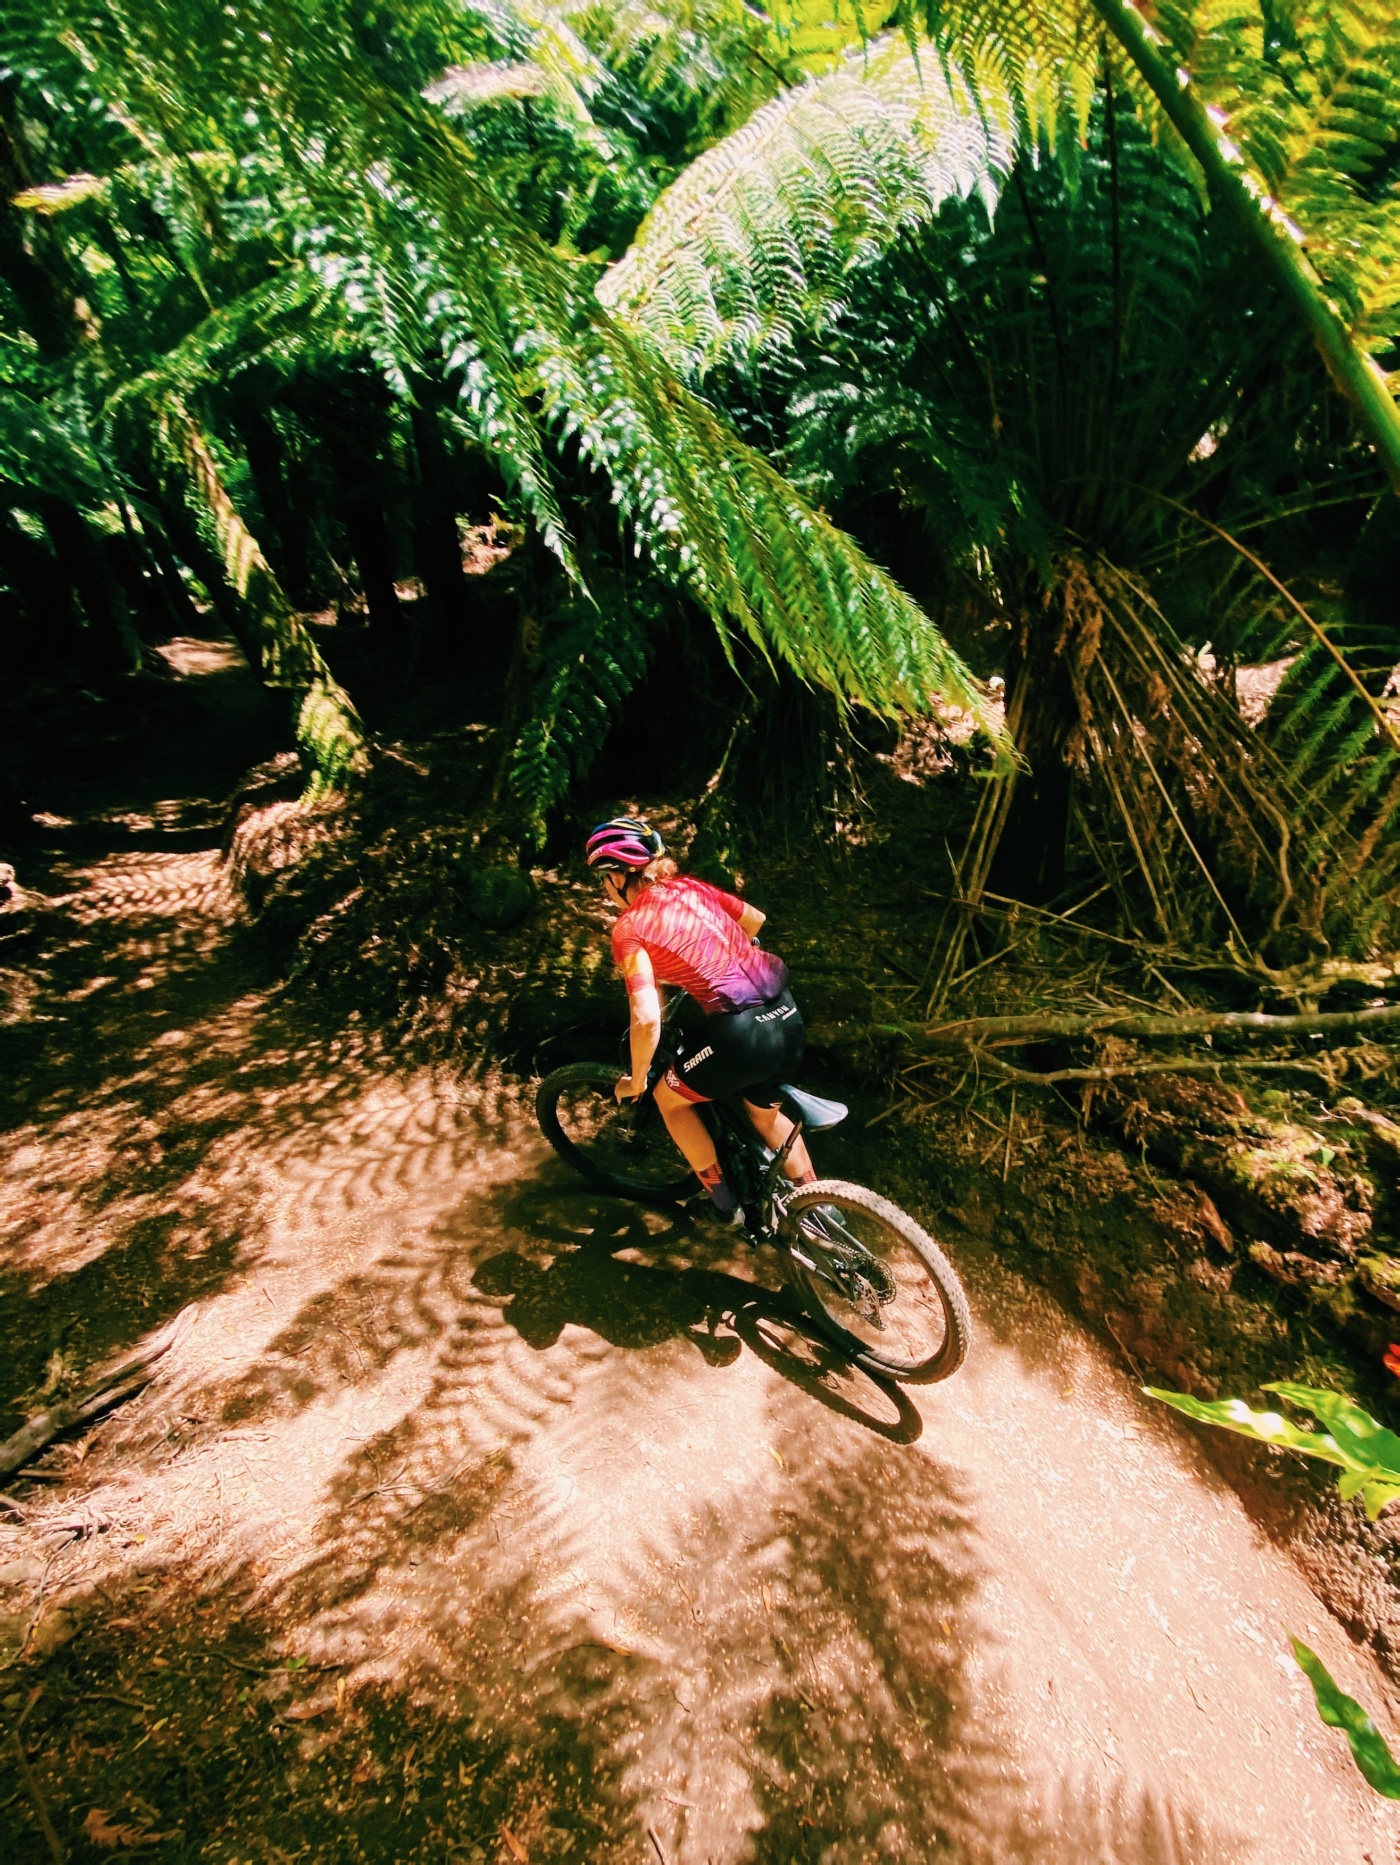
top-left (535, 1061), bottom-right (695, 1203)
top-left (780, 1180), bottom-right (970, 1384)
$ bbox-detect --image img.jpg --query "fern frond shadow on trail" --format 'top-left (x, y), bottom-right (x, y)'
top-left (1, 881), bottom-right (1381, 1858)
top-left (0, 1340), bottom-right (1253, 1864)
top-left (471, 1178), bottom-right (924, 1445)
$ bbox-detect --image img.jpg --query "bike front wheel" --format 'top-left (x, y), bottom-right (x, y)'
top-left (535, 1061), bottom-right (695, 1203)
top-left (779, 1180), bottom-right (970, 1384)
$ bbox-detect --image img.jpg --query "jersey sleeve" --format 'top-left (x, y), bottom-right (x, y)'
top-left (610, 917), bottom-right (635, 972)
top-left (610, 918), bottom-right (653, 994)
top-left (691, 878), bottom-right (748, 922)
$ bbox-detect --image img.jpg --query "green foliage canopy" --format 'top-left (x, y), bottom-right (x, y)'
top-left (1, 0), bottom-right (1004, 796)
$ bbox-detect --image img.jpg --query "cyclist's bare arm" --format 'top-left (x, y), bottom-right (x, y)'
top-left (739, 902), bottom-right (765, 940)
top-left (618, 947), bottom-right (662, 1100)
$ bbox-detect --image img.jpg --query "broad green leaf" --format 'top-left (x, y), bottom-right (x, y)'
top-left (1145, 1388), bottom-right (1352, 1469)
top-left (1267, 1383), bottom-right (1400, 1520)
top-left (1291, 1638), bottom-right (1400, 1799)
top-left (1147, 1386), bottom-right (1400, 1522)
top-left (1266, 1383), bottom-right (1400, 1481)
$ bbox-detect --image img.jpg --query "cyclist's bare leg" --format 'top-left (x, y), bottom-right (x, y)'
top-left (654, 1079), bottom-right (720, 1173)
top-left (743, 1100), bottom-right (814, 1183)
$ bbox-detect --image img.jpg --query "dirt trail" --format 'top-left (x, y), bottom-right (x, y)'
top-left (3, 641), bottom-right (1399, 1862)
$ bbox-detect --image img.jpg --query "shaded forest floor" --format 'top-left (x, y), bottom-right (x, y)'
top-left (2, 628), bottom-right (1400, 1861)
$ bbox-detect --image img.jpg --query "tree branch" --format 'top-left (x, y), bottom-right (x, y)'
top-left (878, 1000), bottom-right (1400, 1051)
top-left (0, 1308), bottom-right (194, 1480)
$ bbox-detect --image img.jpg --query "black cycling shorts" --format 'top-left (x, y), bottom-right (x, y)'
top-left (663, 989), bottom-right (806, 1108)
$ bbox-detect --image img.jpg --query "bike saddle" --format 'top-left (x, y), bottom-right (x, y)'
top-left (779, 1084), bottom-right (848, 1131)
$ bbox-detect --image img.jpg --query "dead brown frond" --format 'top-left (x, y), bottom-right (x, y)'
top-left (930, 546), bottom-right (1400, 1012)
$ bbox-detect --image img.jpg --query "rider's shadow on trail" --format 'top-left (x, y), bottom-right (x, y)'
top-left (473, 1174), bottom-right (923, 1445)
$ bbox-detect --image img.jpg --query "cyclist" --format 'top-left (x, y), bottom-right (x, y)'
top-left (586, 815), bottom-right (816, 1220)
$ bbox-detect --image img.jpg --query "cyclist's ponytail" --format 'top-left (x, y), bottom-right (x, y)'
top-left (642, 854), bottom-right (679, 883)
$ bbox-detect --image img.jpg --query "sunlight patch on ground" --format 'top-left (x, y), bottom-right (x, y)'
top-left (155, 637), bottom-right (249, 678)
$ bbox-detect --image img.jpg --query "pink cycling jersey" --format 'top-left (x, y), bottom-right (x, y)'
top-left (611, 876), bottom-right (788, 1016)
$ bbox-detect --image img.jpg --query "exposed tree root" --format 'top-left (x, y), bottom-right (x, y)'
top-left (0, 1307), bottom-right (194, 1480)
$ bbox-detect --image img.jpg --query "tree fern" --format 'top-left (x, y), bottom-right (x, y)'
top-left (751, 94), bottom-right (1399, 952)
top-left (599, 33), bottom-right (1015, 374)
top-left (915, 0), bottom-right (1400, 316)
top-left (7, 0), bottom-right (1003, 739)
top-left (1154, 1), bottom-right (1400, 349)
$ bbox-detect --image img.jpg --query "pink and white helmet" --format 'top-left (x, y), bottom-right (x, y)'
top-left (584, 816), bottom-right (665, 873)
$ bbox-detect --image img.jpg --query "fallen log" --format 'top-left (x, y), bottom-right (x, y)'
top-left (877, 1000), bottom-right (1400, 1052)
top-left (0, 1307), bottom-right (195, 1481)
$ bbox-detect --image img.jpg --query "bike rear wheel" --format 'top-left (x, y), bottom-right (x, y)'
top-left (780, 1180), bottom-right (970, 1384)
top-left (536, 1062), bottom-right (695, 1203)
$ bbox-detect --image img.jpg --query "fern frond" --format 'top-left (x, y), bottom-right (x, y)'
top-left (763, 0), bottom-right (903, 76)
top-left (0, 382), bottom-right (105, 506)
top-left (10, 171), bottom-right (109, 213)
top-left (1158, 1), bottom-right (1400, 346)
top-left (902, 4), bottom-right (1400, 481)
top-left (11, 0), bottom-right (1002, 737)
top-left (916, 0), bottom-right (1103, 148)
top-left (104, 268), bottom-right (328, 411)
top-left (462, 0), bottom-right (612, 105)
top-left (509, 582), bottom-right (658, 834)
top-left (423, 61), bottom-right (551, 108)
top-left (599, 33), bottom-right (1015, 373)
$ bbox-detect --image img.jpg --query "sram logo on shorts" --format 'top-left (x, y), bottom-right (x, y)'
top-left (683, 1045), bottom-right (714, 1069)
top-left (755, 1004), bottom-right (796, 1023)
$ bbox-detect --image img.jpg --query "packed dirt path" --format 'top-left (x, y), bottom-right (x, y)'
top-left (3, 640), bottom-right (1399, 1862)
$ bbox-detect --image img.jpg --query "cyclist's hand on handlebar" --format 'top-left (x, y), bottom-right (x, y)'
top-left (615, 1074), bottom-right (642, 1103)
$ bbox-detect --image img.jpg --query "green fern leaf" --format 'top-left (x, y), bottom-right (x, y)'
top-left (510, 584), bottom-right (658, 835)
top-left (600, 33), bottom-right (1015, 374)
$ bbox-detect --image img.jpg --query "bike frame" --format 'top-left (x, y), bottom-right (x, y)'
top-left (702, 1097), bottom-right (806, 1241)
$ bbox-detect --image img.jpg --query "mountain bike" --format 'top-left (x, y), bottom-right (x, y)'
top-left (534, 1021), bottom-right (970, 1385)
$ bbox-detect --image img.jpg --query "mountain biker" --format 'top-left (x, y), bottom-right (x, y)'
top-left (586, 815), bottom-right (816, 1220)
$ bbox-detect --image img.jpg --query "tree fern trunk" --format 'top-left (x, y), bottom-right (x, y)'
top-left (987, 633), bottom-right (1078, 904)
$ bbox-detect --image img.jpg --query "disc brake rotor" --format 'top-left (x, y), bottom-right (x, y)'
top-left (800, 1214), bottom-right (897, 1306)
top-left (803, 1232), bottom-right (894, 1325)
